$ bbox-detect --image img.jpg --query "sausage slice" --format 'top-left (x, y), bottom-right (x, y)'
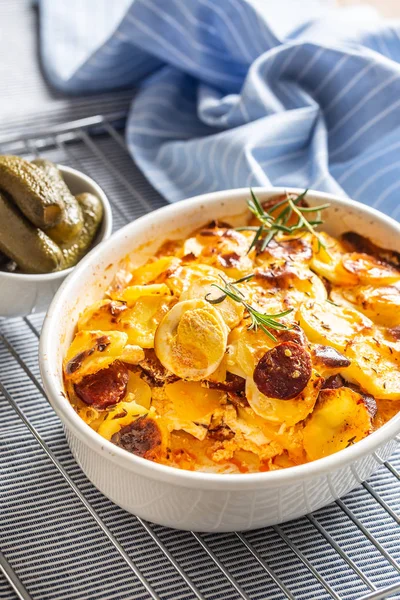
top-left (322, 374), bottom-right (345, 390)
top-left (111, 416), bottom-right (162, 461)
top-left (253, 341), bottom-right (312, 400)
top-left (313, 345), bottom-right (351, 369)
top-left (74, 360), bottom-right (129, 409)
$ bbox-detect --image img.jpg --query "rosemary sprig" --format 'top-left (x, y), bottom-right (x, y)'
top-left (205, 274), bottom-right (293, 342)
top-left (238, 189), bottom-right (330, 253)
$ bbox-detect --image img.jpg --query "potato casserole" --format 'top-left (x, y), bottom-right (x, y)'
top-left (63, 192), bottom-right (400, 473)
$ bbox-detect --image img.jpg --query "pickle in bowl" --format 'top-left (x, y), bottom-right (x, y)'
top-left (0, 155), bottom-right (105, 275)
top-left (32, 158), bottom-right (84, 243)
top-left (61, 193), bottom-right (104, 269)
top-left (0, 190), bottom-right (63, 274)
top-left (0, 155), bottom-right (64, 228)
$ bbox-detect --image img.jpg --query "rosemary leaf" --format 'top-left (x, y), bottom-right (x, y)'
top-left (205, 275), bottom-right (293, 341)
top-left (242, 188), bottom-right (330, 255)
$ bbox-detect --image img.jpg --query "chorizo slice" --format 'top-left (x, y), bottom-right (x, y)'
top-left (253, 341), bottom-right (312, 400)
top-left (202, 373), bottom-right (248, 407)
top-left (202, 373), bottom-right (246, 394)
top-left (322, 374), bottom-right (345, 390)
top-left (74, 360), bottom-right (129, 409)
top-left (312, 344), bottom-right (351, 369)
top-left (139, 348), bottom-right (178, 386)
top-left (111, 416), bottom-right (162, 461)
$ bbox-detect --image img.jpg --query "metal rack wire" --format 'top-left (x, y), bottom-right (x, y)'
top-left (0, 113), bottom-right (399, 600)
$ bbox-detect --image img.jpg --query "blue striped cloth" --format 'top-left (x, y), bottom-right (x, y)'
top-left (40, 0), bottom-right (400, 215)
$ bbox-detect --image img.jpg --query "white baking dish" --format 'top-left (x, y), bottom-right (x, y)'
top-left (39, 188), bottom-right (400, 532)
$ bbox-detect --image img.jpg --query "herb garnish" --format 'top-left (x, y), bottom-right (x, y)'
top-left (205, 274), bottom-right (293, 342)
top-left (237, 189), bottom-right (330, 253)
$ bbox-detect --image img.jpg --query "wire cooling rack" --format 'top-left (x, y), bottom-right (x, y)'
top-left (0, 114), bottom-right (400, 600)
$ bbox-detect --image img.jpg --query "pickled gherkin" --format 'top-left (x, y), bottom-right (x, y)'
top-left (0, 155), bottom-right (64, 228)
top-left (0, 190), bottom-right (63, 273)
top-left (32, 159), bottom-right (83, 243)
top-left (61, 192), bottom-right (103, 269)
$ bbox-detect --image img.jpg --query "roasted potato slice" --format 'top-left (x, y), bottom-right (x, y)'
top-left (165, 263), bottom-right (223, 296)
top-left (332, 285), bottom-right (400, 327)
top-left (303, 387), bottom-right (373, 460)
top-left (298, 300), bottom-right (372, 351)
top-left (77, 299), bottom-right (128, 332)
top-left (254, 233), bottom-right (313, 266)
top-left (130, 256), bottom-right (181, 285)
top-left (63, 330), bottom-right (128, 382)
top-left (97, 400), bottom-right (150, 439)
top-left (311, 233), bottom-right (358, 286)
top-left (227, 324), bottom-right (275, 378)
top-left (252, 265), bottom-right (327, 309)
top-left (126, 372), bottom-right (152, 409)
top-left (120, 296), bottom-right (173, 348)
top-left (341, 253), bottom-right (400, 286)
top-left (345, 336), bottom-right (400, 400)
top-left (184, 228), bottom-right (253, 278)
top-left (109, 283), bottom-right (170, 306)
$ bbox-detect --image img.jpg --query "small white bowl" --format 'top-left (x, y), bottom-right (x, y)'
top-left (0, 165), bottom-right (112, 318)
top-left (40, 188), bottom-right (400, 532)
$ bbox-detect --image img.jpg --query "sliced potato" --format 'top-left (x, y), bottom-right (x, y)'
top-left (120, 296), bottom-right (173, 348)
top-left (303, 387), bottom-right (373, 460)
top-left (185, 229), bottom-right (253, 278)
top-left (345, 336), bottom-right (400, 400)
top-left (77, 299), bottom-right (128, 332)
top-left (154, 299), bottom-right (228, 380)
top-left (298, 300), bottom-right (372, 351)
top-left (165, 264), bottom-right (222, 296)
top-left (251, 265), bottom-right (327, 309)
top-left (246, 372), bottom-right (322, 426)
top-left (97, 399), bottom-right (150, 439)
top-left (334, 285), bottom-right (400, 327)
top-left (311, 232), bottom-right (358, 286)
top-left (254, 232), bottom-right (313, 266)
top-left (207, 354), bottom-right (228, 382)
top-left (126, 372), bottom-right (152, 409)
top-left (374, 398), bottom-right (400, 429)
top-left (341, 253), bottom-right (400, 286)
top-left (110, 283), bottom-right (170, 306)
top-left (63, 330), bottom-right (128, 381)
top-left (227, 324), bottom-right (275, 378)
top-left (130, 256), bottom-right (181, 285)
